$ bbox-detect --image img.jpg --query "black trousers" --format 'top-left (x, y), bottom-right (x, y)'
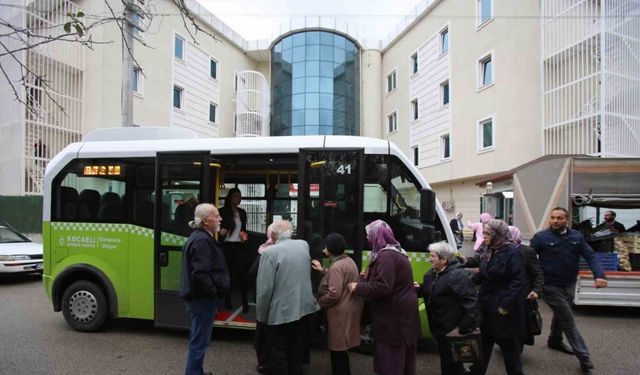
top-left (436, 338), bottom-right (465, 375)
top-left (254, 322), bottom-right (269, 369)
top-left (223, 242), bottom-right (251, 309)
top-left (472, 334), bottom-right (523, 375)
top-left (330, 351), bottom-right (351, 375)
top-left (267, 320), bottom-right (304, 375)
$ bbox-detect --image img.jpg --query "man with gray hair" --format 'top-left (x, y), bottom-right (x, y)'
top-left (179, 203), bottom-right (230, 375)
top-left (256, 220), bottom-right (320, 375)
top-left (415, 241), bottom-right (478, 375)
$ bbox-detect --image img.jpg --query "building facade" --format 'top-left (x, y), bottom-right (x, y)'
top-left (2, 0), bottom-right (639, 228)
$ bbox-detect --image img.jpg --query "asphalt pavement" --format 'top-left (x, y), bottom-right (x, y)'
top-left (1, 254), bottom-right (640, 375)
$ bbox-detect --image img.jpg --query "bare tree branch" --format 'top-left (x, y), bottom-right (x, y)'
top-left (170, 0), bottom-right (221, 45)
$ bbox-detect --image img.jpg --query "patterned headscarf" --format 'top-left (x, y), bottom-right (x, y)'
top-left (258, 222), bottom-right (276, 254)
top-left (484, 219), bottom-right (513, 251)
top-left (365, 219), bottom-right (406, 262)
top-left (480, 212), bottom-right (493, 223)
top-left (508, 226), bottom-right (522, 245)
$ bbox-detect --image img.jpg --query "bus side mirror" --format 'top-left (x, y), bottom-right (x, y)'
top-left (420, 189), bottom-right (436, 225)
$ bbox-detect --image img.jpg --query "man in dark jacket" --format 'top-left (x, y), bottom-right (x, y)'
top-left (417, 242), bottom-right (478, 375)
top-left (179, 203), bottom-right (230, 375)
top-left (530, 207), bottom-right (607, 375)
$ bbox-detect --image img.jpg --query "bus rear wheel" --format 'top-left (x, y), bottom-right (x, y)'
top-left (61, 280), bottom-right (108, 332)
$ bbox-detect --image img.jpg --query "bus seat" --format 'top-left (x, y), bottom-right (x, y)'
top-left (57, 186), bottom-right (78, 221)
top-left (77, 189), bottom-right (100, 220)
top-left (98, 192), bottom-right (121, 221)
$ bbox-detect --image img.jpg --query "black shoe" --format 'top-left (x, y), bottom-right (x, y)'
top-left (242, 305), bottom-right (249, 313)
top-left (548, 341), bottom-right (574, 354)
top-left (580, 360), bottom-right (594, 374)
top-left (256, 365), bottom-right (269, 374)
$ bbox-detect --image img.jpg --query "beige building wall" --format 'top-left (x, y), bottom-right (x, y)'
top-left (360, 50), bottom-right (383, 138)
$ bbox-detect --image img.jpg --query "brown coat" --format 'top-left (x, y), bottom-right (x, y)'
top-left (317, 255), bottom-right (363, 351)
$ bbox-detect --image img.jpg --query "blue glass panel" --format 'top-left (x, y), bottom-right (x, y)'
top-left (174, 36), bottom-right (183, 58)
top-left (320, 32), bottom-right (334, 45)
top-left (483, 121), bottom-right (493, 148)
top-left (334, 47), bottom-right (345, 63)
top-left (320, 94), bottom-right (333, 109)
top-left (334, 63), bottom-right (345, 77)
top-left (292, 33), bottom-right (305, 46)
top-left (320, 45), bottom-right (334, 61)
top-left (306, 31), bottom-right (320, 44)
top-left (305, 126), bottom-right (319, 135)
top-left (173, 87), bottom-right (181, 108)
top-left (305, 60), bottom-right (320, 76)
top-left (320, 110), bottom-right (333, 125)
top-left (320, 61), bottom-right (333, 77)
top-left (282, 36), bottom-right (292, 50)
top-left (292, 94), bottom-right (305, 110)
top-left (293, 46), bottom-right (305, 62)
top-left (483, 59), bottom-right (492, 85)
top-left (282, 49), bottom-right (293, 64)
top-left (345, 41), bottom-right (356, 54)
top-left (333, 127), bottom-right (346, 135)
top-left (274, 43), bottom-right (281, 53)
top-left (441, 30), bottom-right (449, 52)
top-left (305, 93), bottom-right (319, 108)
top-left (306, 45), bottom-right (320, 60)
top-left (292, 78), bottom-right (305, 94)
top-left (481, 0), bottom-right (492, 23)
top-left (320, 77), bottom-right (333, 93)
top-left (292, 62), bottom-right (305, 78)
top-left (292, 127), bottom-right (305, 135)
top-left (320, 126), bottom-right (333, 135)
top-left (333, 34), bottom-right (345, 48)
top-left (305, 76), bottom-right (320, 91)
top-left (305, 109), bottom-right (320, 125)
top-left (292, 110), bottom-right (305, 126)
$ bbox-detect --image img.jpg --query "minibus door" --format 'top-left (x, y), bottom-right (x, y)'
top-left (154, 151), bottom-right (213, 329)
top-left (298, 148), bottom-right (365, 270)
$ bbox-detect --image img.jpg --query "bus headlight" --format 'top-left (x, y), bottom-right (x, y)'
top-left (0, 255), bottom-right (30, 261)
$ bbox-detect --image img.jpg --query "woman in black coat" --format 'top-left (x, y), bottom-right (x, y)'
top-left (416, 241), bottom-right (479, 375)
top-left (472, 219), bottom-right (526, 375)
top-left (218, 188), bottom-right (250, 312)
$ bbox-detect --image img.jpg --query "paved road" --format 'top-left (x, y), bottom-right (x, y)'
top-left (2, 269), bottom-right (639, 375)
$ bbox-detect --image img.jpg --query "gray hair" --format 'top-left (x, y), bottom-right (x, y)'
top-left (188, 203), bottom-right (217, 229)
top-left (428, 241), bottom-right (456, 263)
top-left (272, 220), bottom-right (293, 241)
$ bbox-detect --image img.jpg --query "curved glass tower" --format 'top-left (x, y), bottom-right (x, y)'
top-left (270, 31), bottom-right (360, 136)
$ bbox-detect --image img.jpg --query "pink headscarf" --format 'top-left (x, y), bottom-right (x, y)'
top-left (365, 219), bottom-right (406, 262)
top-left (508, 226), bottom-right (522, 245)
top-left (480, 212), bottom-right (493, 223)
top-left (258, 223), bottom-right (276, 254)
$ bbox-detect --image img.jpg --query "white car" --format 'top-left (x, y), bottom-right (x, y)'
top-left (0, 225), bottom-right (43, 274)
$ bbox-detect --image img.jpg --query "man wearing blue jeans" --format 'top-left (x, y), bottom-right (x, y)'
top-left (530, 207), bottom-right (607, 375)
top-left (179, 204), bottom-right (230, 375)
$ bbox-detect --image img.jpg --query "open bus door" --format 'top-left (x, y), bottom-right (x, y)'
top-left (154, 151), bottom-right (213, 329)
top-left (298, 148), bottom-right (365, 271)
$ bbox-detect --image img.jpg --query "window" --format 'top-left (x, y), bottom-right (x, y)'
top-left (131, 67), bottom-right (142, 94)
top-left (387, 70), bottom-right (397, 93)
top-left (441, 80), bottom-right (449, 106)
top-left (478, 118), bottom-right (494, 150)
top-left (441, 134), bottom-right (451, 159)
top-left (174, 34), bottom-right (184, 59)
top-left (411, 98), bottom-right (419, 120)
top-left (478, 0), bottom-right (493, 26)
top-left (209, 103), bottom-right (217, 123)
top-left (410, 53), bottom-right (418, 75)
top-left (479, 54), bottom-right (493, 88)
top-left (440, 27), bottom-right (449, 53)
top-left (210, 59), bottom-right (218, 79)
top-left (387, 111), bottom-right (397, 133)
top-left (412, 145), bottom-right (419, 166)
top-left (173, 85), bottom-right (183, 109)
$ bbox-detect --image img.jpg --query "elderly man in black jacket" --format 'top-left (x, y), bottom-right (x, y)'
top-left (416, 241), bottom-right (479, 375)
top-left (179, 203), bottom-right (230, 375)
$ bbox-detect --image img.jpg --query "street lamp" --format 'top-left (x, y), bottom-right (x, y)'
top-left (485, 181), bottom-right (493, 194)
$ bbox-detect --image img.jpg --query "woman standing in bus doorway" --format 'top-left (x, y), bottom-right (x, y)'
top-left (218, 188), bottom-right (250, 313)
top-left (347, 220), bottom-right (420, 375)
top-left (312, 233), bottom-right (363, 375)
top-left (467, 213), bottom-right (493, 252)
top-left (471, 219), bottom-right (526, 375)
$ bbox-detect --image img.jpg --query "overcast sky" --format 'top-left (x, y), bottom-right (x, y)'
top-left (197, 0), bottom-right (420, 41)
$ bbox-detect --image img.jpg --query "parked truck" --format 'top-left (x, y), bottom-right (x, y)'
top-left (512, 156), bottom-right (640, 307)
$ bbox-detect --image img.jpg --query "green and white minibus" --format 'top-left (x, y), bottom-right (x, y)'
top-left (42, 128), bottom-right (454, 334)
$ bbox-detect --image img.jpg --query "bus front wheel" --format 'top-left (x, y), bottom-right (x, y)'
top-left (61, 280), bottom-right (108, 332)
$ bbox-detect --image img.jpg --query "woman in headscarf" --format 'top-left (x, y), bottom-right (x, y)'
top-left (467, 212), bottom-right (493, 252)
top-left (312, 233), bottom-right (363, 375)
top-left (509, 225), bottom-right (544, 350)
top-left (471, 219), bottom-right (526, 375)
top-left (347, 220), bottom-right (420, 375)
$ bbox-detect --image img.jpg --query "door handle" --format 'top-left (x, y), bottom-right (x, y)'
top-left (159, 252), bottom-right (168, 267)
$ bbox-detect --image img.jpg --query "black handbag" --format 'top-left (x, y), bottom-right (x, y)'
top-left (526, 300), bottom-right (543, 336)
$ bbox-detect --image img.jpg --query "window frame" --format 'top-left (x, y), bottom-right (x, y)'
top-left (173, 85), bottom-right (184, 110)
top-left (412, 145), bottom-right (419, 167)
top-left (477, 116), bottom-right (495, 153)
top-left (441, 133), bottom-right (451, 160)
top-left (440, 26), bottom-right (449, 54)
top-left (476, 0), bottom-right (494, 29)
top-left (387, 110), bottom-right (398, 134)
top-left (477, 52), bottom-right (494, 90)
top-left (440, 79), bottom-right (450, 107)
top-left (132, 66), bottom-right (143, 95)
top-left (209, 58), bottom-right (219, 80)
top-left (410, 98), bottom-right (419, 121)
top-left (386, 69), bottom-right (397, 93)
top-left (174, 33), bottom-right (185, 60)
top-left (209, 102), bottom-right (217, 124)
top-left (410, 52), bottom-right (418, 75)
